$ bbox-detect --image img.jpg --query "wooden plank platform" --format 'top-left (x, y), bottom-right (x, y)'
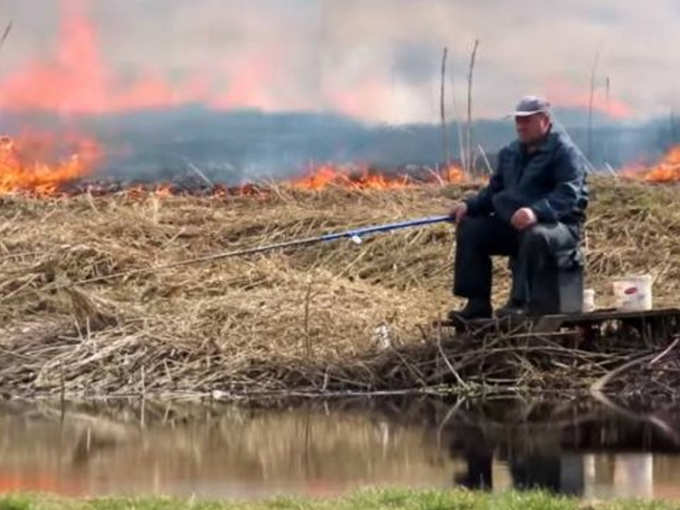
top-left (547, 307), bottom-right (680, 323)
top-left (437, 307), bottom-right (680, 335)
top-left (534, 307), bottom-right (680, 333)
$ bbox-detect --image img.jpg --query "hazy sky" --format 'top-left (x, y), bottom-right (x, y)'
top-left (0, 0), bottom-right (678, 123)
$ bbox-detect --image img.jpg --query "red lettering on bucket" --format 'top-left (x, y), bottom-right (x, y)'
top-left (624, 287), bottom-right (638, 295)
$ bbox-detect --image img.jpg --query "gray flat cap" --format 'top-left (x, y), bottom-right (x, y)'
top-left (513, 95), bottom-right (551, 117)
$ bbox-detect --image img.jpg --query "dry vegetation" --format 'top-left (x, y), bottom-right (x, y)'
top-left (0, 176), bottom-right (679, 399)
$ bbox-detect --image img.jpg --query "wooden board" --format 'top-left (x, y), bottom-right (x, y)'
top-left (539, 307), bottom-right (680, 329)
top-left (437, 308), bottom-right (680, 334)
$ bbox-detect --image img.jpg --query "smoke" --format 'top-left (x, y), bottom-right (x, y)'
top-left (0, 0), bottom-right (677, 182)
top-left (3, 0), bottom-right (678, 121)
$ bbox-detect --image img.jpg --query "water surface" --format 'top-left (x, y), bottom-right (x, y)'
top-left (0, 398), bottom-right (678, 500)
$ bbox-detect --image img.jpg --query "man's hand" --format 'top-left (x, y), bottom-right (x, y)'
top-left (510, 207), bottom-right (538, 230)
top-left (449, 202), bottom-right (468, 223)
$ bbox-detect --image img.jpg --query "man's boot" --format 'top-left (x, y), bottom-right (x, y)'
top-left (495, 297), bottom-right (527, 319)
top-left (448, 298), bottom-right (492, 321)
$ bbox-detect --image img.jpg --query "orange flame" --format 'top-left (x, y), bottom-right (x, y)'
top-left (546, 80), bottom-right (633, 119)
top-left (51, 162), bottom-right (470, 199)
top-left (622, 145), bottom-right (680, 182)
top-left (289, 163), bottom-right (467, 191)
top-left (0, 133), bottom-right (100, 195)
top-left (153, 184), bottom-right (173, 197)
top-left (442, 164), bottom-right (466, 184)
top-left (0, 1), bottom-right (280, 115)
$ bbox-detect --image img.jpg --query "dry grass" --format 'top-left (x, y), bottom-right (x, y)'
top-left (0, 176), bottom-right (678, 399)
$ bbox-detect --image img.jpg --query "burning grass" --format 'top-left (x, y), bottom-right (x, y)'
top-left (0, 132), bottom-right (100, 195)
top-left (0, 177), bottom-right (679, 400)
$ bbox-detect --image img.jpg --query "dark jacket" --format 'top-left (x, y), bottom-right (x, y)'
top-left (465, 127), bottom-right (588, 225)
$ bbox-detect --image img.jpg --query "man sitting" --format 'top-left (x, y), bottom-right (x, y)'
top-left (449, 96), bottom-right (588, 320)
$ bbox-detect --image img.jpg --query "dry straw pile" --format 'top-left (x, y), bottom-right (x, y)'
top-left (0, 176), bottom-right (679, 399)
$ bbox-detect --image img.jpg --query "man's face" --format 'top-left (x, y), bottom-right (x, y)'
top-left (515, 112), bottom-right (550, 144)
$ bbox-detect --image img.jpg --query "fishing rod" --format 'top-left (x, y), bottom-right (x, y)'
top-left (319, 214), bottom-right (452, 245)
top-left (24, 215), bottom-right (453, 295)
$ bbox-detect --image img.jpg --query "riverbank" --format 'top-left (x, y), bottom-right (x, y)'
top-left (0, 488), bottom-right (676, 510)
top-left (0, 177), bottom-right (679, 399)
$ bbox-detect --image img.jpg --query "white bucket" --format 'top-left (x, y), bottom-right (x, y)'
top-left (612, 274), bottom-right (653, 311)
top-left (582, 289), bottom-right (596, 312)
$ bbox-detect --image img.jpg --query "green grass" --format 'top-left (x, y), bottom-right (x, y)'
top-left (0, 489), bottom-right (677, 510)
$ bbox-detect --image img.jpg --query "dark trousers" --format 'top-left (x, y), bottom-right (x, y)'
top-left (454, 215), bottom-right (579, 305)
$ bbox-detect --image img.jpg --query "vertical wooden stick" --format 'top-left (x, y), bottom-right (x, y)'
top-left (466, 39), bottom-right (479, 175)
top-left (587, 49), bottom-right (601, 161)
top-left (304, 280), bottom-right (313, 358)
top-left (450, 74), bottom-right (466, 174)
top-left (670, 109), bottom-right (677, 146)
top-left (60, 362), bottom-right (66, 424)
top-left (0, 21), bottom-right (12, 52)
top-left (604, 76), bottom-right (610, 163)
top-left (605, 76), bottom-right (610, 117)
top-left (140, 366), bottom-right (146, 429)
top-left (440, 47), bottom-right (449, 167)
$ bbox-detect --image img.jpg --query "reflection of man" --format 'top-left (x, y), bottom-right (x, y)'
top-left (452, 445), bottom-right (580, 495)
top-left (450, 429), bottom-right (494, 489)
top-left (448, 96), bottom-right (588, 320)
top-left (449, 421), bottom-right (585, 495)
top-left (510, 454), bottom-right (561, 492)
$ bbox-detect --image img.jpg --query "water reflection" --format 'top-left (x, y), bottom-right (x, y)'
top-left (443, 398), bottom-right (680, 499)
top-left (0, 398), bottom-right (678, 500)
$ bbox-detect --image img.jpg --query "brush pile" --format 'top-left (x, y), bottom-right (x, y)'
top-left (0, 177), bottom-right (679, 400)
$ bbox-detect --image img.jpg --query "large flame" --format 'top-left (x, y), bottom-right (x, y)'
top-left (546, 80), bottom-right (633, 119)
top-left (623, 145), bottom-right (680, 182)
top-left (0, 133), bottom-right (100, 195)
top-left (0, 1), bottom-right (473, 197)
top-left (0, 1), bottom-right (280, 115)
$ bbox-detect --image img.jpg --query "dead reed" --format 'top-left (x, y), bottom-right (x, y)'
top-left (0, 176), bottom-right (678, 399)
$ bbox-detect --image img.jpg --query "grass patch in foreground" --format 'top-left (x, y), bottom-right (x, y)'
top-left (0, 489), bottom-right (676, 510)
